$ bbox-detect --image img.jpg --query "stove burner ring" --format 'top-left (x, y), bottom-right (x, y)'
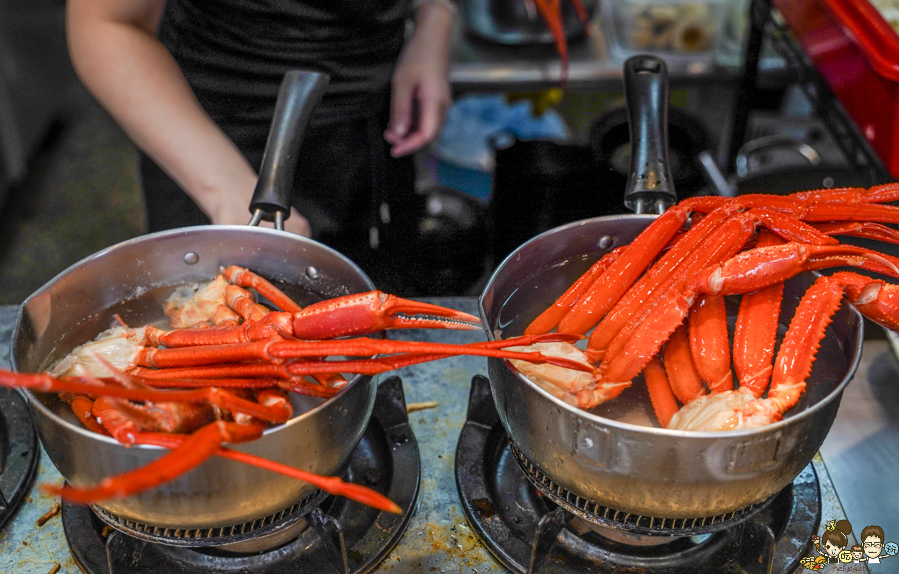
top-left (0, 388), bottom-right (40, 530)
top-left (90, 488), bottom-right (327, 547)
top-left (510, 443), bottom-right (773, 537)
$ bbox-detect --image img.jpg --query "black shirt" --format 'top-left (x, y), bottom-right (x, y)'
top-left (158, 0), bottom-right (410, 126)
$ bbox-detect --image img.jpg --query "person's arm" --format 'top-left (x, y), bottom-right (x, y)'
top-left (65, 0), bottom-right (310, 235)
top-left (383, 0), bottom-right (455, 157)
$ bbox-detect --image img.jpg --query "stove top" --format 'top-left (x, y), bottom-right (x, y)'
top-left (456, 375), bottom-right (820, 574)
top-left (0, 300), bottom-right (881, 573)
top-left (61, 376), bottom-right (418, 574)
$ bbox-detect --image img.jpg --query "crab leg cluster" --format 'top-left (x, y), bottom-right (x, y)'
top-left (519, 184), bottom-right (899, 431)
top-left (1, 266), bottom-right (594, 510)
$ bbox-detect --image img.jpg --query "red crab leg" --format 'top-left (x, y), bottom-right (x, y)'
top-left (812, 221), bottom-right (899, 245)
top-left (289, 292), bottom-right (482, 339)
top-left (689, 243), bottom-right (898, 297)
top-left (107, 396), bottom-right (215, 434)
top-left (598, 243), bottom-right (893, 391)
top-left (594, 210), bottom-right (758, 366)
top-left (679, 192), bottom-right (899, 223)
top-left (222, 265), bottom-right (302, 313)
top-left (533, 0), bottom-right (569, 84)
top-left (731, 230), bottom-right (784, 398)
top-left (688, 293), bottom-right (733, 393)
top-left (94, 428), bottom-right (401, 513)
top-left (69, 395), bottom-right (109, 436)
top-left (135, 334), bottom-right (593, 373)
top-left (557, 206), bottom-right (690, 335)
top-left (224, 285), bottom-right (270, 322)
top-left (586, 205), bottom-right (742, 360)
top-left (588, 206), bottom-right (838, 364)
top-left (68, 399), bottom-right (400, 512)
top-left (524, 246), bottom-right (624, 335)
top-left (643, 355), bottom-right (679, 428)
top-left (43, 420), bottom-right (267, 503)
top-left (147, 293), bottom-right (483, 348)
top-left (0, 371), bottom-right (293, 424)
top-left (217, 447), bottom-right (402, 514)
top-left (835, 271), bottom-right (899, 332)
top-left (212, 305), bottom-right (242, 327)
top-left (791, 181), bottom-right (899, 203)
top-left (663, 323), bottom-right (706, 404)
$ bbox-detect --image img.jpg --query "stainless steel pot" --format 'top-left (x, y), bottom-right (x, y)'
top-left (478, 56), bottom-right (864, 519)
top-left (12, 71), bottom-right (382, 529)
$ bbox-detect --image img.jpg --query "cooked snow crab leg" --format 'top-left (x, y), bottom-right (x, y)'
top-left (510, 185), bottom-right (899, 429)
top-left (5, 367), bottom-right (402, 512)
top-left (5, 264), bottom-right (601, 507)
top-left (668, 271), bottom-right (899, 431)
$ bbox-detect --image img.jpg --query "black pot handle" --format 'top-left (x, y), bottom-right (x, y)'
top-left (248, 70), bottom-right (330, 229)
top-left (622, 55), bottom-right (677, 214)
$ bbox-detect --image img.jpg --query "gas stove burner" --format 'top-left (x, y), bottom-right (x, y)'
top-left (456, 375), bottom-right (821, 574)
top-left (508, 442), bottom-right (774, 536)
top-left (89, 487), bottom-right (327, 547)
top-left (0, 387), bottom-right (40, 530)
top-left (62, 376), bottom-right (419, 574)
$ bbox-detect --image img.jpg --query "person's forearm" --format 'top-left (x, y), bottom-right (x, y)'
top-left (409, 0), bottom-right (454, 72)
top-left (66, 0), bottom-right (257, 224)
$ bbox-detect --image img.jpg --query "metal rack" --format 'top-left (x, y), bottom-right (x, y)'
top-left (730, 0), bottom-right (894, 184)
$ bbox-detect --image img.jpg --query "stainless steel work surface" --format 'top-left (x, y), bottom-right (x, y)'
top-left (820, 333), bottom-right (899, 544)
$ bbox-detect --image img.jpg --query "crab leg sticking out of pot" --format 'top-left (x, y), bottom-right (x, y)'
top-left (2, 266), bottom-right (594, 509)
top-left (509, 183), bottom-right (899, 430)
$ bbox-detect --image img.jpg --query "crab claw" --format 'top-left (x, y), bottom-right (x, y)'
top-left (290, 291), bottom-right (482, 339)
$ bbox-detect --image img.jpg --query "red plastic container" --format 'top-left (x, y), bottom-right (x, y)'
top-left (774, 0), bottom-right (899, 178)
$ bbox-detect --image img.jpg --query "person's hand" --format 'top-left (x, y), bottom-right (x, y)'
top-left (384, 1), bottom-right (454, 157)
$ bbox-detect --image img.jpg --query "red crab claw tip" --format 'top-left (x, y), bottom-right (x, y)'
top-left (291, 291), bottom-right (482, 339)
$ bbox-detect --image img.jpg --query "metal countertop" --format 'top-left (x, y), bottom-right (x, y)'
top-left (1, 300), bottom-right (897, 573)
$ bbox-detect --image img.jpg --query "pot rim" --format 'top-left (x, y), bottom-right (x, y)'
top-left (13, 223), bottom-right (375, 449)
top-left (479, 214), bottom-right (865, 439)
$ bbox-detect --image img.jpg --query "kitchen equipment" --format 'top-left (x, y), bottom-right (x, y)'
top-left (0, 388), bottom-right (39, 530)
top-left (590, 105), bottom-right (710, 198)
top-left (774, 0), bottom-right (899, 178)
top-left (456, 375), bottom-right (824, 573)
top-left (11, 70), bottom-right (385, 530)
top-left (602, 0), bottom-right (727, 65)
top-left (60, 377), bottom-right (419, 573)
top-left (699, 135), bottom-right (876, 197)
top-left (478, 56), bottom-right (864, 518)
top-left (460, 0), bottom-right (597, 46)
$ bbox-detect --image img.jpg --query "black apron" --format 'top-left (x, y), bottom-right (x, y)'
top-left (141, 0), bottom-right (417, 290)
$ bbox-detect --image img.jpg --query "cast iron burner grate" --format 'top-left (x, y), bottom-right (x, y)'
top-left (456, 375), bottom-right (821, 574)
top-left (62, 376), bottom-right (419, 574)
top-left (89, 487), bottom-right (327, 546)
top-left (508, 443), bottom-right (771, 536)
top-left (0, 388), bottom-right (40, 530)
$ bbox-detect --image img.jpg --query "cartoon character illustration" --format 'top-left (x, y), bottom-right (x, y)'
top-left (799, 555), bottom-right (827, 571)
top-left (859, 524), bottom-right (898, 565)
top-left (812, 519), bottom-right (853, 565)
top-left (850, 544), bottom-right (865, 563)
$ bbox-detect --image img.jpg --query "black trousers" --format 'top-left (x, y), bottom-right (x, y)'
top-left (140, 108), bottom-right (418, 293)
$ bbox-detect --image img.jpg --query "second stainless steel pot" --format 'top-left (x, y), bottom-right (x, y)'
top-left (478, 56), bottom-right (864, 519)
top-left (479, 215), bottom-right (862, 518)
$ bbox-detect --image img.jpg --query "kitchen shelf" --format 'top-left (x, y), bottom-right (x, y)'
top-left (732, 0), bottom-right (893, 183)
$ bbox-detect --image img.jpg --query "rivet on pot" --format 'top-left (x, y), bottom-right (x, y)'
top-left (598, 236), bottom-right (614, 250)
top-left (306, 266), bottom-right (320, 280)
top-left (183, 252), bottom-right (200, 265)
